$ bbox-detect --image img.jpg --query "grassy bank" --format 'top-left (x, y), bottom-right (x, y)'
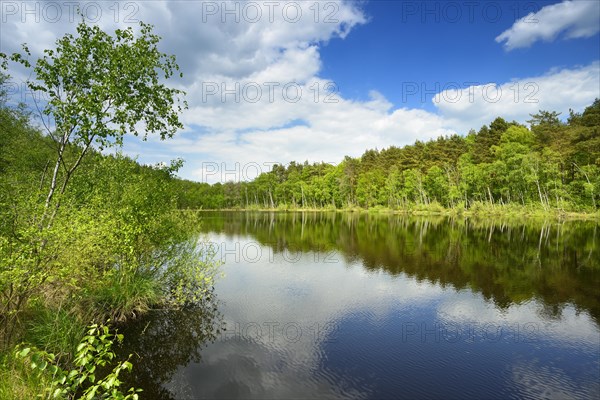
top-left (0, 203), bottom-right (218, 399)
top-left (204, 202), bottom-right (600, 221)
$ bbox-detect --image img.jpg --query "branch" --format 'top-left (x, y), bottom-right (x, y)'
top-left (30, 84), bottom-right (54, 139)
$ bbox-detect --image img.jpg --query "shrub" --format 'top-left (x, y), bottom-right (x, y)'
top-left (14, 323), bottom-right (141, 400)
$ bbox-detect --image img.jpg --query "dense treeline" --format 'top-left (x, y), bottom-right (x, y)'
top-left (175, 101), bottom-right (599, 213)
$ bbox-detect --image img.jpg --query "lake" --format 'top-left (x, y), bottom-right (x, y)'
top-left (120, 211), bottom-right (600, 399)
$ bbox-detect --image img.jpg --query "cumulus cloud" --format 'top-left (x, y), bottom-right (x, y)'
top-left (433, 62), bottom-right (600, 133)
top-left (151, 93), bottom-right (454, 183)
top-left (158, 61), bottom-right (599, 183)
top-left (496, 0), bottom-right (600, 50)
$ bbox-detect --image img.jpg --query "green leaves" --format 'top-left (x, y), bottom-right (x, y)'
top-left (15, 323), bottom-right (141, 399)
top-left (2, 18), bottom-right (186, 221)
top-left (1, 19), bottom-right (190, 342)
top-left (17, 347), bottom-right (31, 358)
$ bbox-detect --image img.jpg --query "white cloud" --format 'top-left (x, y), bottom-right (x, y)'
top-left (496, 0), bottom-right (600, 50)
top-left (170, 98), bottom-right (453, 183)
top-left (161, 61), bottom-right (599, 183)
top-left (433, 62), bottom-right (600, 133)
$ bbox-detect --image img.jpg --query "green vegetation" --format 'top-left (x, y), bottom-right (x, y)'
top-left (13, 323), bottom-right (141, 399)
top-left (175, 102), bottom-right (599, 217)
top-left (0, 21), bottom-right (215, 398)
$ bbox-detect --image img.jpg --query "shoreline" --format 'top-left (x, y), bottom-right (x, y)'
top-left (187, 206), bottom-right (600, 221)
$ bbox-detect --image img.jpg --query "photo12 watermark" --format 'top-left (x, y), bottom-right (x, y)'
top-left (401, 321), bottom-right (539, 343)
top-left (219, 320), bottom-right (540, 344)
top-left (199, 161), bottom-right (279, 182)
top-left (398, 1), bottom-right (541, 24)
top-left (197, 161), bottom-right (338, 183)
top-left (200, 241), bottom-right (340, 264)
top-left (198, 1), bottom-right (342, 24)
top-left (201, 81), bottom-right (339, 104)
top-left (399, 81), bottom-right (539, 104)
top-left (1, 1), bottom-right (140, 24)
top-left (0, 79), bottom-right (49, 105)
top-left (221, 321), bottom-right (339, 343)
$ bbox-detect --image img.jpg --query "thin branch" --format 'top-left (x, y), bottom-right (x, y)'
top-left (30, 83), bottom-right (54, 138)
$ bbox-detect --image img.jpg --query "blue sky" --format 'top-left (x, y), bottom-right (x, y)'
top-left (1, 1), bottom-right (599, 182)
top-left (321, 0), bottom-right (599, 110)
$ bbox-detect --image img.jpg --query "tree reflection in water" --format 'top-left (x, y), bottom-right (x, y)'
top-left (116, 289), bottom-right (224, 399)
top-left (200, 211), bottom-right (599, 323)
top-left (114, 212), bottom-right (599, 399)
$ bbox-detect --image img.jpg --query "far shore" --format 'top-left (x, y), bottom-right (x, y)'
top-left (185, 206), bottom-right (600, 221)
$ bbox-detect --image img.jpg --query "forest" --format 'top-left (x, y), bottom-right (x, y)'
top-left (174, 101), bottom-right (600, 215)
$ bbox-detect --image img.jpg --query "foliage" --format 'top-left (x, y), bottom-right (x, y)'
top-left (0, 19), bottom-right (217, 399)
top-left (2, 19), bottom-right (186, 228)
top-left (161, 238), bottom-right (221, 307)
top-left (22, 302), bottom-right (87, 359)
top-left (0, 18), bottom-right (211, 346)
top-left (15, 323), bottom-right (141, 399)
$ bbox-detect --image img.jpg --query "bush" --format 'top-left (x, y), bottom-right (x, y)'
top-left (82, 270), bottom-right (161, 323)
top-left (14, 323), bottom-right (141, 400)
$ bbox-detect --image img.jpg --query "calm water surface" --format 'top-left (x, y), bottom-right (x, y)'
top-left (121, 212), bottom-right (600, 399)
